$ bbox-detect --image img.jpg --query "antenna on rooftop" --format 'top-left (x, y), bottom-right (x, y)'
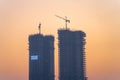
top-left (38, 23), bottom-right (41, 34)
top-left (55, 15), bottom-right (70, 30)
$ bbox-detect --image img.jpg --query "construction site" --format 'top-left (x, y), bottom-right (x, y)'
top-left (28, 15), bottom-right (87, 80)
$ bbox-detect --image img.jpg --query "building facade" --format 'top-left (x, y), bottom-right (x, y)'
top-left (58, 29), bottom-right (87, 80)
top-left (29, 34), bottom-right (54, 80)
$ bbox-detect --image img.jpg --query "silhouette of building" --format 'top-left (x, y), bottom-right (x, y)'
top-left (29, 34), bottom-right (54, 80)
top-left (58, 29), bottom-right (87, 80)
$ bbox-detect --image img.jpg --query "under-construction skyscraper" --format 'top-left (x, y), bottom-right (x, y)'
top-left (29, 33), bottom-right (54, 80)
top-left (58, 29), bottom-right (87, 80)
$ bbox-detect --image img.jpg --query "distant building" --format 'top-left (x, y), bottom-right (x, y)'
top-left (58, 29), bottom-right (87, 80)
top-left (29, 34), bottom-right (54, 80)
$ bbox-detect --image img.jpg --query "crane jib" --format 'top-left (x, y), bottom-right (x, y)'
top-left (55, 15), bottom-right (70, 30)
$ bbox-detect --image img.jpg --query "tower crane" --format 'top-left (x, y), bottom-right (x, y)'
top-left (38, 23), bottom-right (41, 34)
top-left (55, 15), bottom-right (70, 30)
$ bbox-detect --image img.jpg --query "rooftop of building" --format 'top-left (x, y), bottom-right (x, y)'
top-left (58, 28), bottom-right (86, 37)
top-left (29, 33), bottom-right (54, 38)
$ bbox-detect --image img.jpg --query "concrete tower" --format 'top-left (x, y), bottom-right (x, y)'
top-left (58, 29), bottom-right (87, 80)
top-left (29, 34), bottom-right (54, 80)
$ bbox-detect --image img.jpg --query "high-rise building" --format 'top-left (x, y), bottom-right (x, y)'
top-left (58, 29), bottom-right (87, 80)
top-left (29, 34), bottom-right (54, 80)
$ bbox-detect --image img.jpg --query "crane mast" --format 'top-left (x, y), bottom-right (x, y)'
top-left (55, 15), bottom-right (70, 30)
top-left (38, 23), bottom-right (41, 34)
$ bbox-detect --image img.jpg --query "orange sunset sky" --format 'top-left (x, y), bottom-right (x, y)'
top-left (0, 0), bottom-right (120, 80)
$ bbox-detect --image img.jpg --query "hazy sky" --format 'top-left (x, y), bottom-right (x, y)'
top-left (0, 0), bottom-right (120, 80)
